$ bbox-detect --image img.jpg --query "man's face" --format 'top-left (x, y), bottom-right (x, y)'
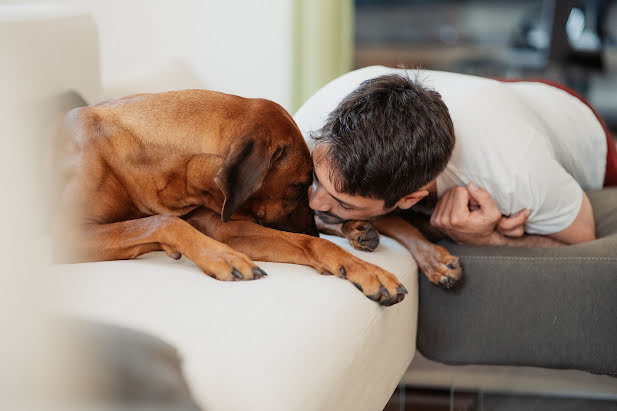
top-left (309, 144), bottom-right (393, 224)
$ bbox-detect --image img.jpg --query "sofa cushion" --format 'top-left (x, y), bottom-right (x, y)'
top-left (52, 234), bottom-right (418, 411)
top-left (417, 188), bottom-right (617, 376)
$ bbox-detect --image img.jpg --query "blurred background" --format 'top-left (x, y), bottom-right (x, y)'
top-left (2, 0), bottom-right (615, 121)
top-left (355, 0), bottom-right (617, 133)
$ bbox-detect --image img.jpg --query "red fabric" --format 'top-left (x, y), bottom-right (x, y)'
top-left (495, 78), bottom-right (617, 187)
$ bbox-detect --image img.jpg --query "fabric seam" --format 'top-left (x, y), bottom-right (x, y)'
top-left (459, 256), bottom-right (617, 261)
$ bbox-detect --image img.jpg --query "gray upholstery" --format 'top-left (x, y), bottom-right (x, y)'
top-left (417, 188), bottom-right (617, 376)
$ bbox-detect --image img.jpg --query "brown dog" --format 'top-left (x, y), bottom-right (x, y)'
top-left (56, 90), bottom-right (411, 305)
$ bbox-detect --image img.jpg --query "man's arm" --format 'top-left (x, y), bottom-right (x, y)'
top-left (430, 183), bottom-right (595, 247)
top-left (545, 191), bottom-right (595, 244)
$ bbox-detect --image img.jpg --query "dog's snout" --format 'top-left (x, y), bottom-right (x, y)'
top-left (283, 201), bottom-right (318, 235)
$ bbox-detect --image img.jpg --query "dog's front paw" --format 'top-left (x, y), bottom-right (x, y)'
top-left (319, 258), bottom-right (407, 306)
top-left (342, 220), bottom-right (380, 252)
top-left (185, 241), bottom-right (267, 281)
top-left (416, 245), bottom-right (462, 289)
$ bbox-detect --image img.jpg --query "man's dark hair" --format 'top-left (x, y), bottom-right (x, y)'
top-left (313, 73), bottom-right (455, 209)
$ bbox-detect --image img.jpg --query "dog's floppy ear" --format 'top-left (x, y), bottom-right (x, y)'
top-left (214, 138), bottom-right (271, 222)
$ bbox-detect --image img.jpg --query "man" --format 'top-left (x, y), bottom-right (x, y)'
top-left (294, 66), bottom-right (617, 247)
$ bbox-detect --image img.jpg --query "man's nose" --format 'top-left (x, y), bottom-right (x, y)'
top-left (309, 184), bottom-right (332, 212)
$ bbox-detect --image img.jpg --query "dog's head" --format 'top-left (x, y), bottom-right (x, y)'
top-left (214, 103), bottom-right (318, 236)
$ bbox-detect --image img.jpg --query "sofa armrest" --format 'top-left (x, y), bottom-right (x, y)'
top-left (417, 189), bottom-right (617, 376)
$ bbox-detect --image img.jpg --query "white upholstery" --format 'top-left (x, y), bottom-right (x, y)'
top-left (0, 5), bottom-right (101, 104)
top-left (53, 234), bottom-right (418, 411)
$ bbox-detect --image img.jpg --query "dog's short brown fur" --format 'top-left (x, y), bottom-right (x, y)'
top-left (57, 90), bottom-right (411, 305)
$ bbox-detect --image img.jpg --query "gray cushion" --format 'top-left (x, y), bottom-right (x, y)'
top-left (417, 188), bottom-right (617, 376)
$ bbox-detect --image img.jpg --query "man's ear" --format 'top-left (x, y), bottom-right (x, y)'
top-left (395, 190), bottom-right (429, 210)
top-left (214, 139), bottom-right (270, 222)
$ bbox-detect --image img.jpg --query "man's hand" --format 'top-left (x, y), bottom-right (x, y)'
top-left (430, 183), bottom-right (529, 245)
top-left (430, 183), bottom-right (502, 245)
top-left (496, 208), bottom-right (529, 238)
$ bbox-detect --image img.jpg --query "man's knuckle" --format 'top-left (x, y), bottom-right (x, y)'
top-left (501, 220), bottom-right (514, 229)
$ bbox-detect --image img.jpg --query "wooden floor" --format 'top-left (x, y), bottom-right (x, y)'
top-left (382, 385), bottom-right (617, 411)
top-left (383, 386), bottom-right (475, 411)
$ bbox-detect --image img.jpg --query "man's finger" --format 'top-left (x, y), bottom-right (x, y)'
top-left (430, 193), bottom-right (446, 226)
top-left (467, 183), bottom-right (500, 222)
top-left (498, 209), bottom-right (529, 231)
top-left (450, 187), bottom-right (470, 226)
top-left (432, 190), bottom-right (452, 227)
top-left (442, 190), bottom-right (458, 226)
top-left (469, 196), bottom-right (480, 211)
top-left (498, 225), bottom-right (525, 238)
top-left (466, 183), bottom-right (495, 208)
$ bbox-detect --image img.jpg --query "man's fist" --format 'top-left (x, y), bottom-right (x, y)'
top-left (430, 183), bottom-right (505, 245)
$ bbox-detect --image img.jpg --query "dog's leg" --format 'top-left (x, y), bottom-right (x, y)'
top-left (73, 215), bottom-right (266, 281)
top-left (374, 214), bottom-right (462, 288)
top-left (185, 208), bottom-right (407, 306)
top-left (316, 218), bottom-right (380, 252)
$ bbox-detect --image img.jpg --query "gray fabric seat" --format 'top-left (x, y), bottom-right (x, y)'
top-left (417, 188), bottom-right (617, 376)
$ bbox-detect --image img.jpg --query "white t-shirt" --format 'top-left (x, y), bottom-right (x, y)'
top-left (294, 66), bottom-right (607, 235)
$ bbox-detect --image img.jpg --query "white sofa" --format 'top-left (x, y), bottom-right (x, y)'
top-left (3, 5), bottom-right (419, 411)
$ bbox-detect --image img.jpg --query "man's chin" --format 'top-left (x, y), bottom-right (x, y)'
top-left (314, 211), bottom-right (346, 225)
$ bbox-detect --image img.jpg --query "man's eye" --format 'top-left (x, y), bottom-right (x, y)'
top-left (338, 202), bottom-right (353, 210)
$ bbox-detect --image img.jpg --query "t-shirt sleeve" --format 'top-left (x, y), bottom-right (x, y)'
top-left (514, 149), bottom-right (584, 235)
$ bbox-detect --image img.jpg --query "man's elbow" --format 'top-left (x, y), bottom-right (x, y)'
top-left (563, 229), bottom-right (596, 244)
top-left (549, 193), bottom-right (596, 245)
top-left (579, 226), bottom-right (596, 243)
top-left (549, 225), bottom-right (596, 245)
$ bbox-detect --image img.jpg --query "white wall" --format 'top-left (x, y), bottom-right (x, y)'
top-left (6, 0), bottom-right (295, 109)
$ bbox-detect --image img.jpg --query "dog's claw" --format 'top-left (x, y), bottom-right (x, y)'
top-left (339, 266), bottom-right (346, 278)
top-left (253, 267), bottom-right (267, 277)
top-left (231, 268), bottom-right (243, 279)
top-left (168, 252), bottom-right (182, 260)
top-left (367, 292), bottom-right (381, 302)
top-left (381, 294), bottom-right (404, 306)
top-left (441, 276), bottom-right (454, 288)
top-left (353, 282), bottom-right (363, 292)
top-left (397, 284), bottom-right (408, 295)
top-left (379, 285), bottom-right (390, 298)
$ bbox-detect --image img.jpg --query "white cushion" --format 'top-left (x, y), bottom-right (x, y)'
top-left (0, 5), bottom-right (101, 104)
top-left (52, 234), bottom-right (417, 411)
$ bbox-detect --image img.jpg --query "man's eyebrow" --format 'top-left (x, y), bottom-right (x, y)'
top-left (313, 170), bottom-right (360, 209)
